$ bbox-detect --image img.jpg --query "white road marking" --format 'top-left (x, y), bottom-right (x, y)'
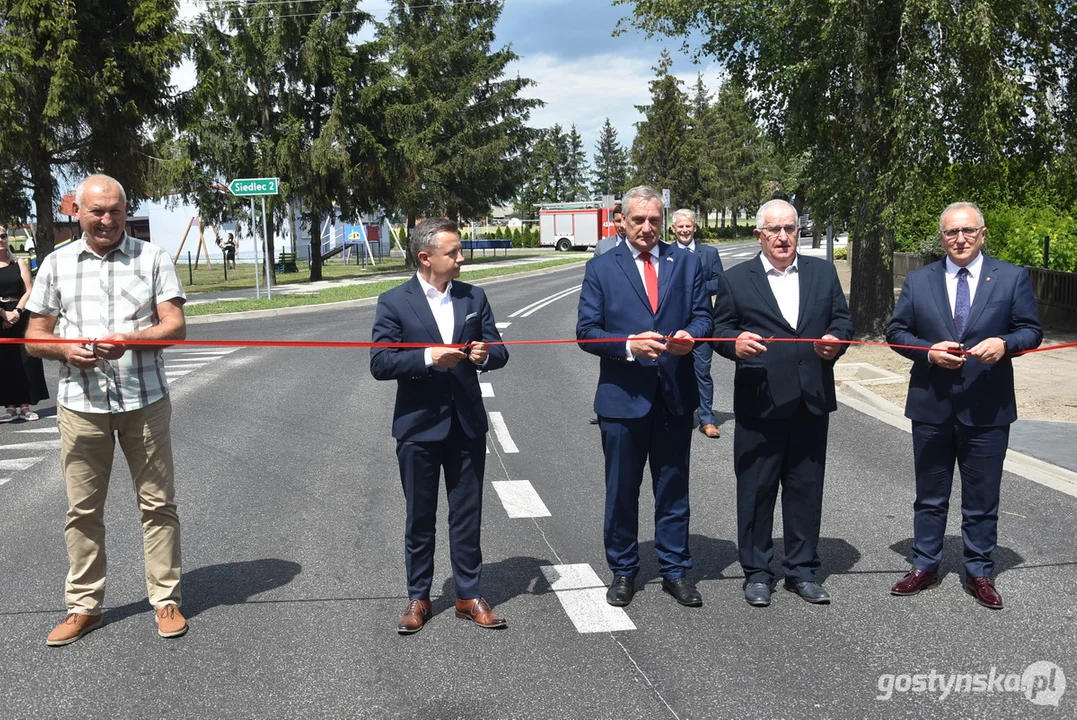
top-left (541, 564), bottom-right (636, 634)
top-left (492, 480), bottom-right (551, 518)
top-left (0, 439), bottom-right (62, 451)
top-left (480, 383), bottom-right (494, 398)
top-left (14, 427), bottom-right (58, 434)
top-left (509, 285), bottom-right (581, 318)
top-left (167, 348), bottom-right (240, 356)
top-left (0, 458), bottom-right (45, 471)
top-left (166, 370), bottom-right (194, 378)
top-left (163, 359), bottom-right (213, 365)
top-left (0, 478), bottom-right (9, 486)
top-left (487, 412), bottom-right (518, 453)
top-left (495, 322), bottom-right (511, 330)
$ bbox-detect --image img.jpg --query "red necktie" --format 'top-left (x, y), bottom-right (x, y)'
top-left (639, 251), bottom-right (658, 313)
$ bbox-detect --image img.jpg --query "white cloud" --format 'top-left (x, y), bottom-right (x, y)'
top-left (510, 52), bottom-right (728, 154)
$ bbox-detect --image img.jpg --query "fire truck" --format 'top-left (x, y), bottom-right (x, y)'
top-left (538, 200), bottom-right (620, 251)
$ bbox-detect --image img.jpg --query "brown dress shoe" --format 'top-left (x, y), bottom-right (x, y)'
top-left (455, 598), bottom-right (507, 629)
top-left (699, 423), bottom-right (721, 438)
top-left (155, 605), bottom-right (188, 638)
top-left (46, 612), bottom-right (103, 647)
top-left (397, 599), bottom-right (432, 634)
top-left (890, 568), bottom-right (940, 596)
top-left (965, 577), bottom-right (1003, 609)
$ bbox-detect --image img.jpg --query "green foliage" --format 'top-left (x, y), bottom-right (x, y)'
top-left (833, 246), bottom-right (848, 261)
top-left (592, 118), bottom-right (630, 199)
top-left (517, 123), bottom-right (591, 216)
top-left (0, 0), bottom-right (183, 256)
top-left (984, 207), bottom-right (1077, 272)
top-left (383, 0), bottom-right (542, 226)
top-left (632, 51), bottom-right (694, 198)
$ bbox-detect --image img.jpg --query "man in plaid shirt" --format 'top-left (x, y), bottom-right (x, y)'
top-left (26, 174), bottom-right (189, 646)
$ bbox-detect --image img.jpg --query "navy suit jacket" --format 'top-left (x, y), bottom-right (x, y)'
top-left (370, 276), bottom-right (508, 442)
top-left (712, 254), bottom-right (854, 419)
top-left (886, 255), bottom-right (1042, 426)
top-left (577, 241), bottom-right (713, 419)
top-left (674, 240), bottom-right (724, 299)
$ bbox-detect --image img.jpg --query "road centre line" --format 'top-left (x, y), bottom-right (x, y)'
top-left (517, 286), bottom-right (582, 318)
top-left (508, 285), bottom-right (581, 318)
top-left (491, 480), bottom-right (551, 518)
top-left (487, 412), bottom-right (519, 453)
top-left (495, 322), bottom-right (511, 330)
top-left (481, 383), bottom-right (494, 397)
top-left (540, 564), bottom-right (636, 633)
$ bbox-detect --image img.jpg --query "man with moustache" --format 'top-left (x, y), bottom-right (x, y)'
top-left (711, 199), bottom-right (853, 607)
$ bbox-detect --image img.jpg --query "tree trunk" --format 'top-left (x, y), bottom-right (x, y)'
top-left (308, 212), bottom-right (322, 282)
top-left (287, 198), bottom-right (299, 255)
top-left (404, 213), bottom-right (417, 269)
top-left (848, 176), bottom-right (895, 337)
top-left (30, 156), bottom-right (56, 258)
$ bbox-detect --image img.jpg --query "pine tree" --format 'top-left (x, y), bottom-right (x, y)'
top-left (682, 74), bottom-right (719, 225)
top-left (0, 0), bottom-right (183, 256)
top-left (631, 51), bottom-right (694, 207)
top-left (710, 80), bottom-right (765, 227)
top-left (382, 0), bottom-right (542, 265)
top-left (177, 0), bottom-right (389, 281)
top-left (563, 125), bottom-right (591, 201)
top-left (592, 118), bottom-right (630, 199)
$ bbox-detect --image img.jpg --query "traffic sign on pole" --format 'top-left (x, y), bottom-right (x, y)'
top-left (229, 177), bottom-right (279, 196)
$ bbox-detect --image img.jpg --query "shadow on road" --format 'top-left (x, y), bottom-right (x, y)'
top-left (889, 536), bottom-right (1024, 581)
top-left (432, 555), bottom-right (550, 617)
top-left (103, 558), bottom-right (302, 624)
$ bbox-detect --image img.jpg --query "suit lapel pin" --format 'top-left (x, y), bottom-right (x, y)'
top-left (985, 276), bottom-right (992, 282)
top-left (665, 256), bottom-right (673, 262)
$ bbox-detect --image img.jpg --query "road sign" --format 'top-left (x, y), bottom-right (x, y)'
top-left (662, 188), bottom-right (670, 206)
top-left (229, 177), bottom-right (279, 196)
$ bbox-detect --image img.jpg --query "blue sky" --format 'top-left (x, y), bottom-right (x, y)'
top-left (146, 0), bottom-right (723, 256)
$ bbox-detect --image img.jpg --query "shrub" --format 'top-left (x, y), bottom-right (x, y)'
top-left (833, 246), bottom-right (848, 261)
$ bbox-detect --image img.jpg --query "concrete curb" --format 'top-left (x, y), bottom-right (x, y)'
top-left (186, 259), bottom-right (587, 326)
top-left (835, 382), bottom-right (1077, 499)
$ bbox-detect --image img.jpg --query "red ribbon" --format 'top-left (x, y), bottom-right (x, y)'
top-left (1, 336), bottom-right (1074, 357)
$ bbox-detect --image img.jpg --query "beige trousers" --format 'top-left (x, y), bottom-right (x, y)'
top-left (57, 395), bottom-right (181, 614)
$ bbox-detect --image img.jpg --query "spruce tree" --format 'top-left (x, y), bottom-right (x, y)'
top-left (592, 118), bottom-right (630, 199)
top-left (631, 51), bottom-right (695, 207)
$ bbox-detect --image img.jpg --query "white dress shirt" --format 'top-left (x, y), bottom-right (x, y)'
top-left (760, 253), bottom-right (800, 329)
top-left (417, 273), bottom-right (454, 367)
top-left (944, 252), bottom-right (983, 315)
top-left (625, 244), bottom-right (661, 361)
top-left (678, 239), bottom-right (697, 253)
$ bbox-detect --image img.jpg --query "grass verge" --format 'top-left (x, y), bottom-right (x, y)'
top-left (185, 256), bottom-right (587, 316)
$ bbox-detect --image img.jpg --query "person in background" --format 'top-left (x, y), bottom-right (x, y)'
top-left (670, 209), bottom-right (725, 438)
top-left (216, 232), bottom-right (237, 270)
top-left (0, 226), bottom-right (49, 422)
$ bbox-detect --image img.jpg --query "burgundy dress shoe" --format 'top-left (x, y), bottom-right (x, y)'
top-left (890, 568), bottom-right (939, 596)
top-left (455, 598), bottom-right (507, 629)
top-left (397, 599), bottom-right (432, 634)
top-left (965, 577), bottom-right (1003, 609)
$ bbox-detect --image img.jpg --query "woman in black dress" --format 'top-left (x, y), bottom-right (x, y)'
top-left (0, 227), bottom-right (48, 422)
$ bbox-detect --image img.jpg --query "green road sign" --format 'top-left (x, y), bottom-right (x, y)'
top-left (229, 177), bottom-right (279, 196)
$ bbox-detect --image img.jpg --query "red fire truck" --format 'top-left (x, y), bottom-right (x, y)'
top-left (538, 201), bottom-right (620, 251)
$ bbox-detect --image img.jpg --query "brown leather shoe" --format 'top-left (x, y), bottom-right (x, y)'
top-left (46, 612), bottom-right (103, 647)
top-left (965, 577), bottom-right (1003, 609)
top-left (155, 604), bottom-right (188, 638)
top-left (699, 423), bottom-right (721, 438)
top-left (397, 599), bottom-right (432, 634)
top-left (890, 568), bottom-right (939, 596)
top-left (455, 598), bottom-right (507, 629)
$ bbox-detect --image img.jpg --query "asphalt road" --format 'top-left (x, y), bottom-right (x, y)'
top-left (1, 241), bottom-right (1074, 719)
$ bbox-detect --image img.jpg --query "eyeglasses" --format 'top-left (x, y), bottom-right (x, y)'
top-left (0, 233), bottom-right (7, 239)
top-left (761, 224), bottom-right (798, 237)
top-left (941, 226), bottom-right (983, 240)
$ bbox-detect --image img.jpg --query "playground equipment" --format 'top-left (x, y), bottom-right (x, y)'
top-left (173, 217), bottom-right (218, 269)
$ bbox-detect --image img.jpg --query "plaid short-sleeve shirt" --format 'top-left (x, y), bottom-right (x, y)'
top-left (26, 233), bottom-right (186, 414)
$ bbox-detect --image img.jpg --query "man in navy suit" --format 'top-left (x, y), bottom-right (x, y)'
top-left (671, 208), bottom-right (726, 438)
top-left (577, 185), bottom-right (713, 608)
top-left (593, 204), bottom-right (625, 258)
top-left (711, 199), bottom-right (853, 607)
top-left (886, 202), bottom-right (1042, 609)
top-left (370, 218), bottom-right (509, 634)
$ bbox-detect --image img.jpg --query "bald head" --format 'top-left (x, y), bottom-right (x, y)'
top-left (75, 174), bottom-right (127, 207)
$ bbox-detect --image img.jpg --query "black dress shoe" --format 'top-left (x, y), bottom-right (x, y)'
top-left (662, 577), bottom-right (703, 607)
top-left (784, 580), bottom-right (831, 604)
top-left (606, 575), bottom-right (635, 606)
top-left (589, 416), bottom-right (600, 425)
top-left (744, 582), bottom-right (772, 607)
